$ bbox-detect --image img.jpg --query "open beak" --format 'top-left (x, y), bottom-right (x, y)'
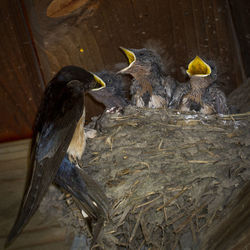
top-left (186, 56), bottom-right (211, 77)
top-left (118, 47), bottom-right (136, 73)
top-left (91, 74), bottom-right (106, 91)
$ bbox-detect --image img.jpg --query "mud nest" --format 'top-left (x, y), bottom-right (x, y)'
top-left (40, 106), bottom-right (250, 249)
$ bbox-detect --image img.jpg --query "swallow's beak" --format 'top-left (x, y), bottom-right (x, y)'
top-left (118, 47), bottom-right (136, 73)
top-left (91, 74), bottom-right (106, 91)
top-left (186, 56), bottom-right (211, 77)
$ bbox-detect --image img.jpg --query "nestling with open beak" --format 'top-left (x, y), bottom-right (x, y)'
top-left (89, 70), bottom-right (129, 112)
top-left (119, 47), bottom-right (176, 108)
top-left (177, 56), bottom-right (228, 114)
top-left (5, 66), bottom-right (109, 248)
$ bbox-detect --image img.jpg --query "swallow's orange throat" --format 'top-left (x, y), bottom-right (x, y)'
top-left (67, 109), bottom-right (86, 161)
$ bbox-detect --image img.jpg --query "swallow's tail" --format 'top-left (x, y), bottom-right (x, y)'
top-left (5, 180), bottom-right (49, 248)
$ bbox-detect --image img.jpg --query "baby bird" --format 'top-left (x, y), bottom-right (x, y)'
top-left (89, 70), bottom-right (129, 112)
top-left (119, 47), bottom-right (176, 108)
top-left (174, 56), bottom-right (228, 114)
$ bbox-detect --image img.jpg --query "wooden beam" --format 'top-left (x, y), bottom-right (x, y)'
top-left (0, 0), bottom-right (44, 142)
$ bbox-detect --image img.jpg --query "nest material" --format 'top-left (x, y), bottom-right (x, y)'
top-left (40, 106), bottom-right (250, 249)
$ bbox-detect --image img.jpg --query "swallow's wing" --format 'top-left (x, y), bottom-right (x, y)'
top-left (169, 82), bottom-right (191, 109)
top-left (204, 84), bottom-right (229, 114)
top-left (6, 80), bottom-right (84, 246)
top-left (54, 157), bottom-right (109, 219)
top-left (55, 157), bottom-right (109, 246)
top-left (90, 88), bottom-right (128, 109)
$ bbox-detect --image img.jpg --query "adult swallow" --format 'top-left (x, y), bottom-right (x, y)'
top-left (89, 70), bottom-right (129, 112)
top-left (5, 66), bottom-right (108, 247)
top-left (178, 56), bottom-right (228, 114)
top-left (119, 47), bottom-right (176, 108)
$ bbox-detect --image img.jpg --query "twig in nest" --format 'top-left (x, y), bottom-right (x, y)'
top-left (167, 213), bottom-right (186, 226)
top-left (207, 209), bottom-right (218, 226)
top-left (220, 111), bottom-right (250, 118)
top-left (188, 160), bottom-right (216, 164)
top-left (130, 180), bottom-right (140, 191)
top-left (174, 201), bottom-right (209, 233)
top-left (105, 136), bottom-right (113, 151)
top-left (162, 195), bottom-right (168, 223)
top-left (112, 197), bottom-right (126, 210)
top-left (158, 139), bottom-right (163, 150)
top-left (88, 156), bottom-right (100, 164)
top-left (129, 208), bottom-right (143, 243)
top-left (140, 215), bottom-right (151, 243)
top-left (133, 161), bottom-right (150, 170)
top-left (157, 186), bottom-right (190, 211)
top-left (115, 205), bottom-right (131, 229)
top-left (171, 233), bottom-right (180, 250)
top-left (135, 194), bottom-right (163, 210)
top-left (138, 239), bottom-right (146, 250)
top-left (105, 234), bottom-right (128, 247)
top-left (190, 221), bottom-right (197, 243)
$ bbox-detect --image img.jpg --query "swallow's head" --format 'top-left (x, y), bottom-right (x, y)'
top-left (54, 66), bottom-right (106, 92)
top-left (119, 47), bottom-right (163, 78)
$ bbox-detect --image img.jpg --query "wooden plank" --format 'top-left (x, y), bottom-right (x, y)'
top-left (0, 0), bottom-right (44, 142)
top-left (201, 181), bottom-right (250, 249)
top-left (0, 140), bottom-right (71, 250)
top-left (229, 0), bottom-right (250, 77)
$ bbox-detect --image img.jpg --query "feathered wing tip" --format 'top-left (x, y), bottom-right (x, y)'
top-left (169, 82), bottom-right (191, 109)
top-left (5, 216), bottom-right (24, 248)
top-left (68, 166), bottom-right (110, 247)
top-left (204, 84), bottom-right (229, 114)
top-left (54, 157), bottom-right (109, 246)
top-left (76, 166), bottom-right (109, 218)
top-left (5, 178), bottom-right (49, 248)
top-left (143, 39), bottom-right (173, 74)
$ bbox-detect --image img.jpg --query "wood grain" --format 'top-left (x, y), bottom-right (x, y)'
top-left (0, 0), bottom-right (44, 142)
top-left (0, 139), bottom-right (72, 250)
top-left (229, 0), bottom-right (250, 77)
top-left (201, 181), bottom-right (250, 250)
top-left (47, 0), bottom-right (93, 18)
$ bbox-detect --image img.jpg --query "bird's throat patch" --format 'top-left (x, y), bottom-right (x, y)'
top-left (67, 110), bottom-right (86, 161)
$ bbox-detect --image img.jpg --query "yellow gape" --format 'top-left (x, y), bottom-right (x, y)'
top-left (92, 74), bottom-right (106, 91)
top-left (186, 56), bottom-right (211, 77)
top-left (120, 47), bottom-right (136, 65)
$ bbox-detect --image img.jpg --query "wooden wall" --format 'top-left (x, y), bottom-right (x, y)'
top-left (24, 0), bottom-right (245, 88)
top-left (229, 0), bottom-right (250, 77)
top-left (0, 0), bottom-right (44, 142)
top-left (0, 0), bottom-right (249, 142)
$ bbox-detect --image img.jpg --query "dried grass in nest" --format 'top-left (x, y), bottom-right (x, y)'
top-left (40, 106), bottom-right (250, 249)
